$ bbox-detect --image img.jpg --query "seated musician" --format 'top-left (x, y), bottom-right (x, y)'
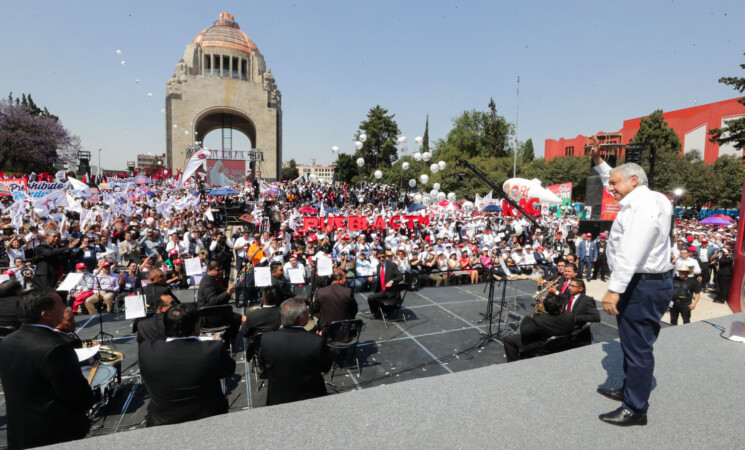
top-left (137, 293), bottom-right (178, 344)
top-left (138, 303), bottom-right (236, 427)
top-left (311, 269), bottom-right (358, 335)
top-left (143, 268), bottom-right (175, 313)
top-left (196, 260), bottom-right (241, 350)
top-left (240, 285), bottom-right (281, 356)
top-left (502, 293), bottom-right (575, 362)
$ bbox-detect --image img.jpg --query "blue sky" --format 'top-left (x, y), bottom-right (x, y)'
top-left (0, 0), bottom-right (742, 170)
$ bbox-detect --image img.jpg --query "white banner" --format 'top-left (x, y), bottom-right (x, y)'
top-left (179, 148), bottom-right (211, 189)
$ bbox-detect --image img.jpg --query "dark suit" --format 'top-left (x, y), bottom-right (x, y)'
top-left (0, 295), bottom-right (20, 329)
top-left (139, 338), bottom-right (236, 426)
top-left (260, 327), bottom-right (333, 406)
top-left (311, 283), bottom-right (358, 334)
top-left (367, 260), bottom-right (404, 316)
top-left (32, 243), bottom-right (72, 289)
top-left (136, 313), bottom-right (167, 344)
top-left (0, 324), bottom-right (94, 449)
top-left (272, 275), bottom-right (296, 302)
top-left (503, 311), bottom-right (575, 361)
top-left (563, 293), bottom-right (601, 346)
top-left (239, 306), bottom-right (281, 356)
top-left (197, 273), bottom-right (241, 345)
top-left (143, 284), bottom-right (175, 313)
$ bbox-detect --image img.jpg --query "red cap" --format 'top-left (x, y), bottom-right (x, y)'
top-left (101, 261), bottom-right (113, 267)
top-left (599, 234), bottom-right (607, 238)
top-left (169, 249), bottom-right (178, 255)
top-left (75, 263), bottom-right (86, 269)
top-left (585, 233), bottom-right (592, 237)
top-left (174, 259), bottom-right (183, 264)
top-left (308, 234), bottom-right (317, 242)
top-left (2, 269), bottom-right (13, 275)
top-left (702, 239), bottom-right (709, 243)
top-left (686, 236), bottom-right (694, 242)
top-left (687, 246), bottom-right (696, 252)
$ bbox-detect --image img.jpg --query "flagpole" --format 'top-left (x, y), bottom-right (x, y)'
top-left (97, 149), bottom-right (101, 178)
top-left (513, 76), bottom-right (519, 178)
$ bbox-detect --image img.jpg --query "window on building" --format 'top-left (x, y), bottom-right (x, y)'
top-left (564, 146), bottom-right (575, 157)
top-left (241, 59), bottom-right (248, 80)
top-left (204, 55), bottom-right (211, 75)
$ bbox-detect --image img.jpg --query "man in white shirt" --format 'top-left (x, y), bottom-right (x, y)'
top-left (590, 137), bottom-right (674, 427)
top-left (85, 261), bottom-right (120, 314)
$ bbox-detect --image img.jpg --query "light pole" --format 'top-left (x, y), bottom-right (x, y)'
top-left (97, 148), bottom-right (102, 177)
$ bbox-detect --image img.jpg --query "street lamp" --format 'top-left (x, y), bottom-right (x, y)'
top-left (98, 149), bottom-right (102, 177)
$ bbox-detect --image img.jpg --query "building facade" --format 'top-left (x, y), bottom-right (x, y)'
top-left (284, 159), bottom-right (335, 182)
top-left (136, 153), bottom-right (165, 168)
top-left (544, 97), bottom-right (745, 163)
top-left (165, 13), bottom-right (282, 179)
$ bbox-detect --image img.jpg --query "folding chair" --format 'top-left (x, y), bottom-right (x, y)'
top-left (379, 283), bottom-right (407, 329)
top-left (198, 304), bottom-right (233, 338)
top-left (324, 319), bottom-right (364, 380)
top-left (522, 334), bottom-right (572, 359)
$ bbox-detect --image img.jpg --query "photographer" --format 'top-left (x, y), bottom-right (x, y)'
top-left (209, 232), bottom-right (234, 284)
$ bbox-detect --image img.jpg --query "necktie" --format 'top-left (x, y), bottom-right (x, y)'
top-left (217, 275), bottom-right (224, 291)
top-left (567, 295), bottom-right (576, 312)
top-left (381, 265), bottom-right (386, 292)
top-left (561, 279), bottom-right (570, 293)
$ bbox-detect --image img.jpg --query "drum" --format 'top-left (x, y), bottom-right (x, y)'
top-left (82, 364), bottom-right (118, 410)
top-left (99, 346), bottom-right (124, 365)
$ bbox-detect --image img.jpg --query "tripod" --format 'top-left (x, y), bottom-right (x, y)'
top-left (90, 272), bottom-right (115, 347)
top-left (478, 268), bottom-right (508, 341)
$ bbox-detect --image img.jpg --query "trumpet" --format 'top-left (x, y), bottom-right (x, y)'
top-left (533, 277), bottom-right (560, 301)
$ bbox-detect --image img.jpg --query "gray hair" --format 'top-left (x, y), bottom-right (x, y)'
top-left (611, 163), bottom-right (648, 186)
top-left (280, 297), bottom-right (308, 327)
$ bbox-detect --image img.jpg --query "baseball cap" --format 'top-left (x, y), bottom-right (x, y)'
top-left (101, 261), bottom-right (113, 268)
top-left (686, 236), bottom-right (694, 242)
top-left (169, 249), bottom-right (178, 255)
top-left (75, 263), bottom-right (86, 270)
top-left (174, 259), bottom-right (183, 264)
top-left (687, 246), bottom-right (696, 252)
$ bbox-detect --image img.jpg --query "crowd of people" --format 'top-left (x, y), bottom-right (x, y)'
top-left (0, 174), bottom-right (739, 446)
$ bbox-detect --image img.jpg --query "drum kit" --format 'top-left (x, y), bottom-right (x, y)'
top-left (79, 344), bottom-right (125, 414)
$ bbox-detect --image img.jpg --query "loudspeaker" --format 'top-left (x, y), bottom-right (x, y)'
top-left (585, 175), bottom-right (604, 220)
top-left (578, 220), bottom-right (613, 240)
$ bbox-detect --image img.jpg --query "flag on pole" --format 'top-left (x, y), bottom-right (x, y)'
top-left (178, 148), bottom-right (211, 189)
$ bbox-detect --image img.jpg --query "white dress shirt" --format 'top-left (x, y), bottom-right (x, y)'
top-left (595, 162), bottom-right (673, 294)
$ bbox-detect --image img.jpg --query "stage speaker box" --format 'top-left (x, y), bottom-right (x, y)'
top-left (578, 220), bottom-right (613, 240)
top-left (585, 174), bottom-right (604, 220)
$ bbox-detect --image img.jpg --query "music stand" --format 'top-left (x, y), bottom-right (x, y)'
top-left (90, 270), bottom-right (115, 347)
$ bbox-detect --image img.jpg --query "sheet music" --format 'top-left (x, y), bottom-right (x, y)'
top-left (288, 268), bottom-right (305, 284)
top-left (58, 273), bottom-right (84, 291)
top-left (254, 267), bottom-right (271, 287)
top-left (124, 295), bottom-right (147, 320)
top-left (316, 255), bottom-right (333, 276)
top-left (184, 257), bottom-right (202, 276)
top-left (74, 345), bottom-right (100, 362)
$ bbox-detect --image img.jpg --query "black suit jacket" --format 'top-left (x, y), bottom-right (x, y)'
top-left (260, 328), bottom-right (333, 406)
top-left (143, 284), bottom-right (175, 312)
top-left (197, 274), bottom-right (231, 308)
top-left (32, 244), bottom-right (72, 288)
top-left (371, 260), bottom-right (404, 298)
top-left (564, 293), bottom-right (601, 346)
top-left (239, 306), bottom-right (281, 356)
top-left (517, 311), bottom-right (575, 354)
top-left (311, 283), bottom-right (358, 334)
top-left (272, 276), bottom-right (296, 302)
top-left (139, 338), bottom-right (236, 426)
top-left (0, 325), bottom-right (94, 449)
top-left (136, 313), bottom-right (167, 344)
top-left (0, 295), bottom-right (21, 329)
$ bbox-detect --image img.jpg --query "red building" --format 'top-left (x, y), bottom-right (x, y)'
top-left (544, 97), bottom-right (745, 164)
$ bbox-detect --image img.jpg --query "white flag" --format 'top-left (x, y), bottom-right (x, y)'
top-left (178, 148), bottom-right (211, 189)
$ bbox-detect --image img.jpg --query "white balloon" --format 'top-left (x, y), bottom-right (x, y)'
top-left (437, 192), bottom-right (446, 201)
top-left (419, 174), bottom-right (429, 184)
top-left (438, 161), bottom-right (446, 170)
top-left (116, 50), bottom-right (122, 55)
top-left (356, 157), bottom-right (365, 167)
top-left (147, 93), bottom-right (153, 98)
top-left (184, 130), bottom-right (189, 135)
top-left (433, 183), bottom-right (441, 191)
top-left (355, 141), bottom-right (363, 150)
top-left (422, 196), bottom-right (432, 206)
top-left (409, 179), bottom-right (417, 188)
top-left (309, 174), bottom-right (317, 182)
top-left (413, 152), bottom-right (422, 162)
top-left (430, 189), bottom-right (438, 197)
top-left (414, 193), bottom-right (423, 203)
top-left (430, 163), bottom-right (439, 174)
top-left (447, 192), bottom-right (456, 202)
top-left (173, 124), bottom-right (178, 128)
top-left (331, 146), bottom-right (340, 154)
top-left (121, 61), bottom-right (126, 66)
top-left (400, 136), bottom-right (407, 144)
top-left (422, 152), bottom-right (432, 162)
top-left (374, 170), bottom-right (383, 179)
top-left (160, 108), bottom-right (165, 114)
top-left (359, 134), bottom-right (367, 143)
top-left (414, 136), bottom-right (423, 145)
top-left (135, 79), bottom-right (140, 84)
top-left (402, 162), bottom-right (410, 171)
top-left (462, 201), bottom-right (474, 213)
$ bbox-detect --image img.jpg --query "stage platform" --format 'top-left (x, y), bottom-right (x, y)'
top-left (13, 280), bottom-right (740, 448)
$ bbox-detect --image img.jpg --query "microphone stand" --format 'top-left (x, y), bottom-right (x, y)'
top-left (91, 269), bottom-right (115, 347)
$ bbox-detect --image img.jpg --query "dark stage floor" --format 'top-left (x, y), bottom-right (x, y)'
top-left (0, 279), bottom-right (622, 445)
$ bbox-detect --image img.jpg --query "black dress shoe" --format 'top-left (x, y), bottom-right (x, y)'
top-left (598, 407), bottom-right (647, 426)
top-left (597, 387), bottom-right (624, 401)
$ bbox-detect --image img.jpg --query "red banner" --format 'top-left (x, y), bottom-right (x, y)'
top-left (547, 182), bottom-right (573, 202)
top-left (301, 215), bottom-right (430, 232)
top-left (600, 187), bottom-right (620, 220)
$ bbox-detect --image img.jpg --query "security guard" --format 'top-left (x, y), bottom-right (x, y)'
top-left (592, 233), bottom-right (610, 281)
top-left (669, 265), bottom-right (701, 325)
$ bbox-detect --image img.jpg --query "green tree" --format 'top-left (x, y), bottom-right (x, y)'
top-left (630, 109), bottom-right (682, 154)
top-left (713, 155), bottom-right (744, 208)
top-left (482, 98), bottom-right (512, 158)
top-left (519, 138), bottom-right (535, 163)
top-left (708, 53), bottom-right (745, 151)
top-left (335, 153), bottom-right (358, 184)
top-left (281, 159), bottom-right (299, 181)
top-left (422, 114), bottom-right (430, 153)
top-left (356, 105), bottom-right (400, 176)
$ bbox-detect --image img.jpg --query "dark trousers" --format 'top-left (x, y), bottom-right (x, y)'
top-left (716, 273), bottom-right (731, 301)
top-left (669, 300), bottom-right (691, 325)
top-left (578, 258), bottom-right (593, 279)
top-left (592, 258), bottom-right (609, 280)
top-left (503, 333), bottom-right (521, 362)
top-left (700, 263), bottom-right (710, 287)
top-left (367, 290), bottom-right (399, 316)
top-left (616, 274), bottom-right (673, 414)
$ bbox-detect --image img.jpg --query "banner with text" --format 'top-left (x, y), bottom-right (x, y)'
top-left (547, 182), bottom-right (573, 202)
